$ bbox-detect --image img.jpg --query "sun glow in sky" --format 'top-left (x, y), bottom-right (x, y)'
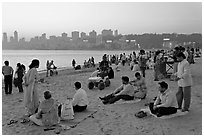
top-left (2, 2), bottom-right (202, 40)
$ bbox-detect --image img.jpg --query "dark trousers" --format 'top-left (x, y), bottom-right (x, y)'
top-left (73, 105), bottom-right (87, 112)
top-left (103, 93), bottom-right (134, 104)
top-left (4, 75), bottom-right (13, 94)
top-left (17, 82), bottom-right (23, 93)
top-left (140, 67), bottom-right (146, 77)
top-left (149, 103), bottom-right (177, 116)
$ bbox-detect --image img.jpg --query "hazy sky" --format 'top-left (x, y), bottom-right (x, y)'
top-left (2, 2), bottom-right (202, 40)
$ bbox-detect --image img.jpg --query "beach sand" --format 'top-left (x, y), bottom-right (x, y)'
top-left (2, 57), bottom-right (202, 135)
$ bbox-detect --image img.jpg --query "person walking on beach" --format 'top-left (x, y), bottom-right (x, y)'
top-left (14, 63), bottom-right (24, 93)
top-left (2, 61), bottom-right (14, 94)
top-left (72, 82), bottom-right (89, 112)
top-left (46, 60), bottom-right (49, 77)
top-left (72, 59), bottom-right (76, 69)
top-left (138, 49), bottom-right (148, 77)
top-left (174, 52), bottom-right (193, 112)
top-left (23, 59), bottom-right (40, 116)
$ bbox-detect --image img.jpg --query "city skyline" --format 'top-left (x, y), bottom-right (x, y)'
top-left (2, 2), bottom-right (202, 40)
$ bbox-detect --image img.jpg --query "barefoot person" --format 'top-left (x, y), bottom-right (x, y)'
top-left (24, 59), bottom-right (40, 116)
top-left (149, 81), bottom-right (178, 117)
top-left (2, 61), bottom-right (14, 95)
top-left (174, 52), bottom-right (193, 112)
top-left (14, 63), bottom-right (24, 93)
top-left (99, 76), bottom-right (134, 104)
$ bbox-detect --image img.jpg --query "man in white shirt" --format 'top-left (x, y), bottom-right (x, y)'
top-left (180, 46), bottom-right (189, 60)
top-left (72, 82), bottom-right (89, 112)
top-left (174, 52), bottom-right (192, 112)
top-left (149, 81), bottom-right (178, 117)
top-left (99, 76), bottom-right (135, 104)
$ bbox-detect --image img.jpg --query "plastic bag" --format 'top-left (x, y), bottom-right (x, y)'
top-left (61, 99), bottom-right (74, 120)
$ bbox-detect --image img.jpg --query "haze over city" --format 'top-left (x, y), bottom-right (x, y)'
top-left (2, 2), bottom-right (202, 41)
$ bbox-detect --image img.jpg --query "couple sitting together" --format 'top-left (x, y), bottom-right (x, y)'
top-left (29, 81), bottom-right (89, 127)
top-left (99, 72), bottom-right (147, 104)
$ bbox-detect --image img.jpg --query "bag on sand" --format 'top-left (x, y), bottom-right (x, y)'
top-left (61, 99), bottom-right (74, 120)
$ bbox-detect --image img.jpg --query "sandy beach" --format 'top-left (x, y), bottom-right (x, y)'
top-left (2, 57), bottom-right (202, 135)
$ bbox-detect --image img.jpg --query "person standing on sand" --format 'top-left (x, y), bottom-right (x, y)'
top-left (23, 59), bottom-right (40, 116)
top-left (14, 63), bottom-right (24, 93)
top-left (174, 52), bottom-right (193, 112)
top-left (2, 61), bottom-right (14, 95)
top-left (72, 59), bottom-right (76, 69)
top-left (138, 49), bottom-right (147, 78)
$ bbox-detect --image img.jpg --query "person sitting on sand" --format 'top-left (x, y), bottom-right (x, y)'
top-left (107, 67), bottom-right (114, 79)
top-left (99, 76), bottom-right (135, 104)
top-left (72, 82), bottom-right (89, 112)
top-left (148, 81), bottom-right (178, 117)
top-left (130, 72), bottom-right (147, 99)
top-left (90, 67), bottom-right (100, 77)
top-left (29, 91), bottom-right (60, 126)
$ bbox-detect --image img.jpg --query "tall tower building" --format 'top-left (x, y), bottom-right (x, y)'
top-left (89, 30), bottom-right (97, 43)
top-left (81, 32), bottom-right (86, 40)
top-left (14, 30), bottom-right (18, 42)
top-left (114, 30), bottom-right (118, 36)
top-left (72, 31), bottom-right (79, 41)
top-left (2, 32), bottom-right (8, 43)
top-left (102, 29), bottom-right (113, 36)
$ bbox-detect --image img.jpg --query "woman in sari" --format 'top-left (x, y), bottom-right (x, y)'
top-left (24, 59), bottom-right (40, 116)
top-left (154, 51), bottom-right (164, 81)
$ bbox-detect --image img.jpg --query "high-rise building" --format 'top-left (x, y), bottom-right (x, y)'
top-left (89, 30), bottom-right (97, 43)
top-left (72, 31), bottom-right (79, 41)
top-left (14, 31), bottom-right (18, 42)
top-left (62, 32), bottom-right (67, 38)
top-left (10, 36), bottom-right (14, 43)
top-left (114, 30), bottom-right (118, 36)
top-left (2, 32), bottom-right (8, 43)
top-left (102, 29), bottom-right (113, 36)
top-left (81, 32), bottom-right (86, 39)
top-left (41, 33), bottom-right (47, 40)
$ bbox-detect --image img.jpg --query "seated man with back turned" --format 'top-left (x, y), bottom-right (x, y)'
top-left (72, 82), bottom-right (89, 112)
top-left (149, 81), bottom-right (178, 117)
top-left (99, 76), bottom-right (135, 104)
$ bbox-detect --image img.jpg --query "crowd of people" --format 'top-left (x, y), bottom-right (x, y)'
top-left (2, 45), bottom-right (200, 127)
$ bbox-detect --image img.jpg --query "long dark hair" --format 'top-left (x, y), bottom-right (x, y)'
top-left (29, 59), bottom-right (40, 69)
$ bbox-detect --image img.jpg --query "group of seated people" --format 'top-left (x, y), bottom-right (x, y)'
top-left (99, 72), bottom-right (147, 104)
top-left (91, 67), bottom-right (114, 79)
top-left (29, 68), bottom-right (180, 126)
top-left (29, 81), bottom-right (89, 127)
